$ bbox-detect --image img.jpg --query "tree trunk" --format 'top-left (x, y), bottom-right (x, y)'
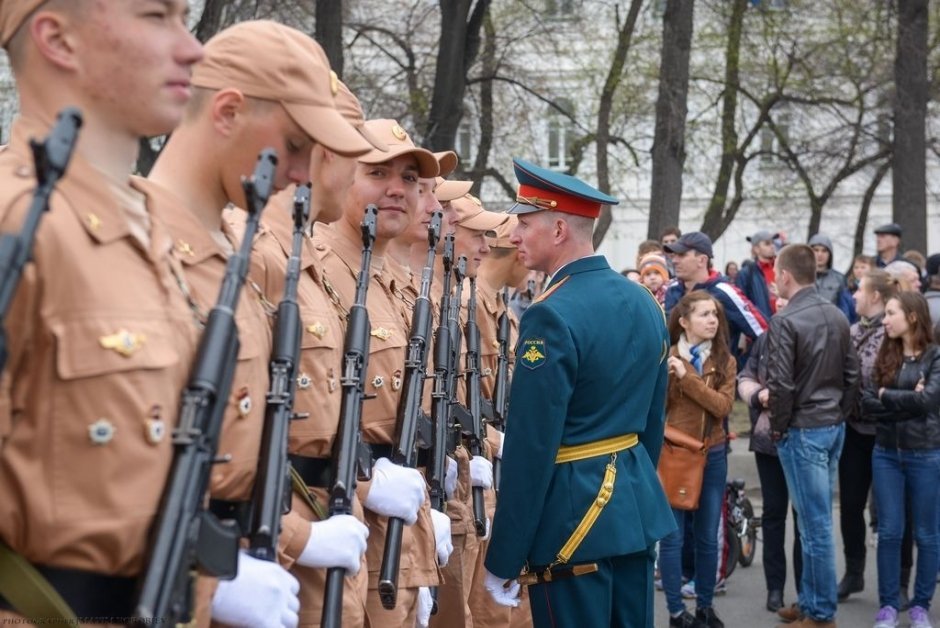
top-left (592, 0), bottom-right (643, 250)
top-left (194, 0), bottom-right (228, 42)
top-left (853, 161), bottom-right (891, 265)
top-left (425, 0), bottom-right (491, 151)
top-left (892, 0), bottom-right (928, 253)
top-left (699, 0), bottom-right (746, 241)
top-left (470, 8), bottom-right (496, 196)
top-left (316, 0), bottom-right (344, 79)
top-left (648, 0), bottom-right (695, 240)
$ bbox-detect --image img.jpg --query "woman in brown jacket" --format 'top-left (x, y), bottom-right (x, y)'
top-left (659, 290), bottom-right (737, 628)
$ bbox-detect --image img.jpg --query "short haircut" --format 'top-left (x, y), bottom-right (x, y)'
top-left (6, 0), bottom-right (86, 72)
top-left (659, 226), bottom-right (681, 241)
top-left (776, 244), bottom-right (816, 285)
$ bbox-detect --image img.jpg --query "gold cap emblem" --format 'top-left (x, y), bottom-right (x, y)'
top-left (391, 125), bottom-right (407, 141)
top-left (99, 329), bottom-right (146, 357)
top-left (469, 194), bottom-right (482, 207)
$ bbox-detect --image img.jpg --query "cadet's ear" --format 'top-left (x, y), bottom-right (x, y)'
top-left (29, 10), bottom-right (80, 72)
top-left (210, 89), bottom-right (249, 137)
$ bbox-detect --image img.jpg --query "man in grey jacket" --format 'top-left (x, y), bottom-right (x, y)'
top-left (767, 244), bottom-right (860, 628)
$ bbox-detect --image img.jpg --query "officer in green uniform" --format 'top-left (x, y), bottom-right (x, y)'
top-left (483, 159), bottom-right (676, 628)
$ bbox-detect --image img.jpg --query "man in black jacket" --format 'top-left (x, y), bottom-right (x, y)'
top-left (767, 244), bottom-right (860, 628)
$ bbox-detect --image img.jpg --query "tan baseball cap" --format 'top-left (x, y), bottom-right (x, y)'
top-left (333, 78), bottom-right (387, 151)
top-left (358, 119), bottom-right (439, 178)
top-left (1, 0), bottom-right (44, 47)
top-left (451, 194), bottom-right (508, 236)
top-left (435, 178), bottom-right (472, 202)
top-left (488, 214), bottom-right (518, 249)
top-left (434, 151), bottom-right (458, 178)
top-left (191, 21), bottom-right (373, 157)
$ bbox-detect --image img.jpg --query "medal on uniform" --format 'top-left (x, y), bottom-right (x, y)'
top-left (297, 372), bottom-right (312, 390)
top-left (88, 418), bottom-right (116, 445)
top-left (144, 404), bottom-right (165, 445)
top-left (236, 387), bottom-right (252, 417)
top-left (99, 329), bottom-right (146, 357)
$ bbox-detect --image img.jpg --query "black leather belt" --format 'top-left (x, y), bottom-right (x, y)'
top-left (289, 454), bottom-right (332, 488)
top-left (369, 444), bottom-right (431, 468)
top-left (209, 498), bottom-right (252, 535)
top-left (0, 564), bottom-right (136, 619)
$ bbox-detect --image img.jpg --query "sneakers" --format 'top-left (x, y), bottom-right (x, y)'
top-left (681, 580), bottom-right (696, 599)
top-left (873, 606), bottom-right (898, 628)
top-left (669, 610), bottom-right (706, 628)
top-left (713, 577), bottom-right (727, 596)
top-left (909, 606), bottom-right (934, 628)
top-left (695, 607), bottom-right (725, 628)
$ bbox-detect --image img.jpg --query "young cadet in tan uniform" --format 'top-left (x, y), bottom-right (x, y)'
top-left (0, 0), bottom-right (204, 624)
top-left (312, 119), bottom-right (441, 627)
top-left (142, 21), bottom-right (372, 628)
top-left (468, 215), bottom-right (535, 628)
top-left (240, 78), bottom-right (387, 628)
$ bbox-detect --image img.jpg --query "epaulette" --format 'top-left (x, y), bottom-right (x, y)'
top-left (532, 275), bottom-right (570, 304)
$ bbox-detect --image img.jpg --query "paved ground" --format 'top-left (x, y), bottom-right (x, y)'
top-left (652, 436), bottom-right (940, 627)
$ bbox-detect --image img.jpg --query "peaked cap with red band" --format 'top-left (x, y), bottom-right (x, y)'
top-left (508, 158), bottom-right (619, 218)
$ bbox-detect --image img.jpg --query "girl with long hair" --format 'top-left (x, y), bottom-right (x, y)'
top-left (660, 291), bottom-right (736, 628)
top-left (862, 292), bottom-right (940, 628)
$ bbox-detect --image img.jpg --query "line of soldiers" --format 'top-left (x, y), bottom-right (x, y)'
top-left (0, 3), bottom-right (537, 627)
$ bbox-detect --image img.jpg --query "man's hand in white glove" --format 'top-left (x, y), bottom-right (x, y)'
top-left (211, 550), bottom-right (300, 628)
top-left (415, 586), bottom-right (434, 627)
top-left (469, 455), bottom-right (493, 489)
top-left (296, 514), bottom-right (369, 573)
top-left (363, 457), bottom-right (426, 524)
top-left (484, 569), bottom-right (520, 608)
top-left (445, 456), bottom-right (458, 500)
top-left (429, 508), bottom-right (454, 566)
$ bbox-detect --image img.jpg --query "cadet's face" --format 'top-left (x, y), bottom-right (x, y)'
top-left (73, 0), bottom-right (204, 137)
top-left (310, 146), bottom-right (356, 224)
top-left (225, 104), bottom-right (313, 207)
top-left (400, 177), bottom-right (444, 246)
top-left (510, 212), bottom-right (553, 273)
top-left (453, 224), bottom-right (491, 279)
top-left (343, 155), bottom-right (420, 241)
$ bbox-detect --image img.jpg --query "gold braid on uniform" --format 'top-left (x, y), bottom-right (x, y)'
top-left (166, 254), bottom-right (208, 327)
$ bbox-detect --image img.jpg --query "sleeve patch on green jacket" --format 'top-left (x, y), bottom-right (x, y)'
top-left (520, 338), bottom-right (547, 369)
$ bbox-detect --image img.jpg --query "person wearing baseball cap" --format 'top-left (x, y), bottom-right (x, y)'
top-left (0, 1), bottom-right (207, 625)
top-left (484, 158), bottom-right (675, 628)
top-left (873, 223), bottom-right (903, 268)
top-left (737, 229), bottom-right (780, 320)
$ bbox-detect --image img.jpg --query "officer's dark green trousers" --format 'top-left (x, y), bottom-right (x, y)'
top-left (527, 547), bottom-right (655, 628)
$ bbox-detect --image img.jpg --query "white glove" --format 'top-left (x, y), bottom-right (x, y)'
top-left (363, 457), bottom-right (427, 524)
top-left (211, 550), bottom-right (300, 628)
top-left (469, 455), bottom-right (493, 489)
top-left (429, 508), bottom-right (454, 566)
top-left (484, 569), bottom-right (520, 608)
top-left (415, 586), bottom-right (433, 627)
top-left (495, 430), bottom-right (505, 459)
top-left (445, 456), bottom-right (458, 500)
top-left (296, 514), bottom-right (369, 574)
top-left (482, 516), bottom-right (492, 541)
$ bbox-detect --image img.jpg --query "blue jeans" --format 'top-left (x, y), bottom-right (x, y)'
top-left (659, 445), bottom-right (727, 615)
top-left (776, 424), bottom-right (844, 622)
top-left (872, 445), bottom-right (940, 611)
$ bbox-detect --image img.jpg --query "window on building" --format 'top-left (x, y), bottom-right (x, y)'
top-left (545, 0), bottom-right (576, 18)
top-left (546, 98), bottom-right (576, 170)
top-left (760, 106), bottom-right (791, 166)
top-left (456, 122), bottom-right (473, 164)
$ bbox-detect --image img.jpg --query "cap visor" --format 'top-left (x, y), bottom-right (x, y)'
top-left (663, 243), bottom-right (691, 254)
top-left (359, 145), bottom-right (439, 178)
top-left (283, 103), bottom-right (374, 157)
top-left (434, 151), bottom-right (458, 178)
top-left (507, 202), bottom-right (543, 215)
top-left (435, 179), bottom-right (472, 202)
top-left (460, 211), bottom-right (508, 232)
top-left (357, 124), bottom-right (389, 152)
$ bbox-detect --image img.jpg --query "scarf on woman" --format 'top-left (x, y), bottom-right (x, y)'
top-left (677, 334), bottom-right (712, 375)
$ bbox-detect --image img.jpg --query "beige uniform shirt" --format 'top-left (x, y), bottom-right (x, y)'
top-left (313, 224), bottom-right (439, 590)
top-left (0, 116), bottom-right (199, 576)
top-left (140, 181), bottom-right (273, 503)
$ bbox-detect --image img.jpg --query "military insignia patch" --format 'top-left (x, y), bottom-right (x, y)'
top-left (520, 338), bottom-right (547, 369)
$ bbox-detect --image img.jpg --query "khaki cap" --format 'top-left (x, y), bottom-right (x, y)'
top-left (192, 21), bottom-right (372, 157)
top-left (0, 0), bottom-right (44, 47)
top-left (358, 119), bottom-right (439, 178)
top-left (435, 178), bottom-right (472, 202)
top-left (333, 78), bottom-right (387, 151)
top-left (488, 214), bottom-right (518, 249)
top-left (451, 194), bottom-right (508, 236)
top-left (434, 151), bottom-right (458, 178)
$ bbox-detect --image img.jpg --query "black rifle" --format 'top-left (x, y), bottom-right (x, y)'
top-left (0, 107), bottom-right (82, 373)
top-left (491, 287), bottom-right (511, 493)
top-left (446, 257), bottom-right (470, 456)
top-left (321, 206), bottom-right (378, 628)
top-left (462, 277), bottom-right (487, 537)
top-left (247, 185), bottom-right (311, 561)
top-left (378, 211), bottom-right (442, 609)
top-left (132, 150), bottom-right (277, 625)
top-left (427, 234), bottom-right (456, 513)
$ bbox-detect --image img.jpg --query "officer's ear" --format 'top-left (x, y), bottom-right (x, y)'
top-left (552, 216), bottom-right (569, 244)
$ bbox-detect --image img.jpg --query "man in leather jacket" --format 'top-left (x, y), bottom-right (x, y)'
top-left (766, 244), bottom-right (859, 628)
